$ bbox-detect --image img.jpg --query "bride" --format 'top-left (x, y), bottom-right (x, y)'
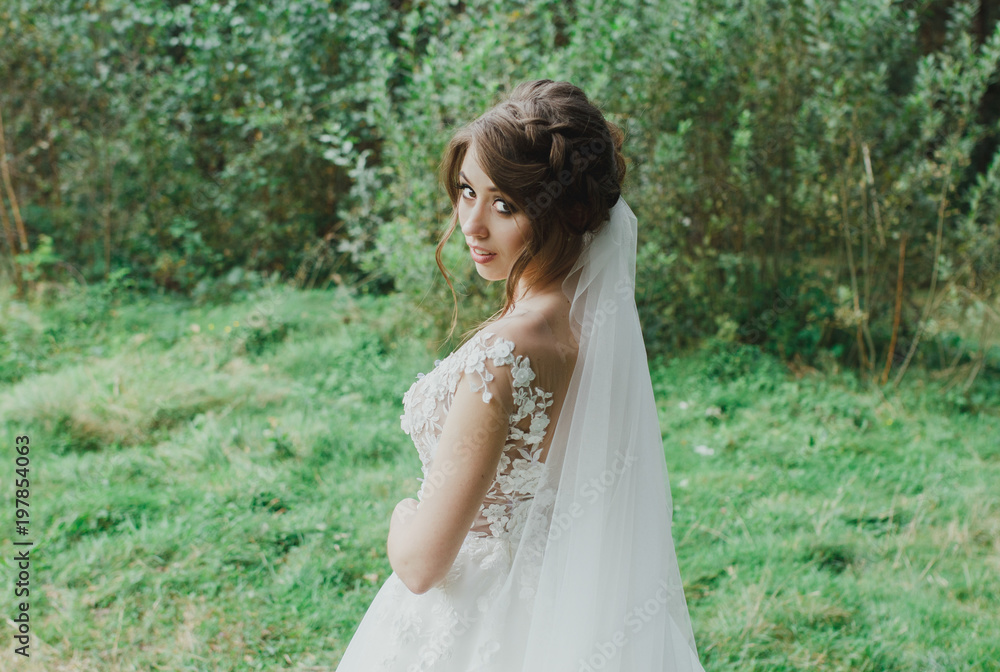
top-left (335, 79), bottom-right (704, 671)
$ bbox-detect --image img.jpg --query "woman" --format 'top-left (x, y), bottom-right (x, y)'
top-left (336, 79), bottom-right (704, 671)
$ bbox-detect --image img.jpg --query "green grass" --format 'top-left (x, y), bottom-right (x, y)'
top-left (654, 345), bottom-right (1000, 671)
top-left (0, 284), bottom-right (997, 671)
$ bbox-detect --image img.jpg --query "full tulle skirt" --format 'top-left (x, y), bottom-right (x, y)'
top-left (335, 534), bottom-right (518, 671)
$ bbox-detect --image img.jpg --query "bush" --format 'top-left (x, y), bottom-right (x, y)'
top-left (0, 0), bottom-right (396, 291)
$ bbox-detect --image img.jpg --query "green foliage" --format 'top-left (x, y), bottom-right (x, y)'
top-left (1, 0), bottom-right (396, 290)
top-left (13, 233), bottom-right (58, 283)
top-left (229, 312), bottom-right (292, 359)
top-left (2, 0), bottom-right (999, 381)
top-left (702, 336), bottom-right (785, 384)
top-left (609, 0), bottom-right (1000, 373)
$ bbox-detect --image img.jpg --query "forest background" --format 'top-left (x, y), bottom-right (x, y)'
top-left (1, 0), bottom-right (999, 670)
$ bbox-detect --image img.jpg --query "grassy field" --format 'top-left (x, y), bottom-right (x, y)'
top-left (0, 282), bottom-right (997, 671)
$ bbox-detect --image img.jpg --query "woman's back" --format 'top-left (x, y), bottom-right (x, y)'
top-left (402, 295), bottom-right (578, 542)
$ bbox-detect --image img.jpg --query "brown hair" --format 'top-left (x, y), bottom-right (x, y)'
top-left (435, 79), bottom-right (627, 336)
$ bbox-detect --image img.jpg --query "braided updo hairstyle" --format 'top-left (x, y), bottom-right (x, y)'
top-left (436, 79), bottom-right (627, 328)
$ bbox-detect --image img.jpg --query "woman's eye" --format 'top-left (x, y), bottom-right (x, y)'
top-left (458, 182), bottom-right (514, 215)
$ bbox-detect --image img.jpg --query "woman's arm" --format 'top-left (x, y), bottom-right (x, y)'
top-left (387, 369), bottom-right (511, 594)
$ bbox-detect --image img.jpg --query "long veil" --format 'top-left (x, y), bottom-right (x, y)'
top-left (473, 198), bottom-right (704, 670)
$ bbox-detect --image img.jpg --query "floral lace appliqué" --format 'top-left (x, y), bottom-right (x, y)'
top-left (400, 331), bottom-right (554, 544)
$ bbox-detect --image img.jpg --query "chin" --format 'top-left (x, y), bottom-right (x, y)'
top-left (474, 265), bottom-right (508, 283)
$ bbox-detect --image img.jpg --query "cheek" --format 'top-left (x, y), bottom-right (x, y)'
top-left (510, 218), bottom-right (530, 252)
top-left (456, 200), bottom-right (471, 229)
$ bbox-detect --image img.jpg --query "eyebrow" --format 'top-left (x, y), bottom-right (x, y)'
top-left (458, 171), bottom-right (500, 193)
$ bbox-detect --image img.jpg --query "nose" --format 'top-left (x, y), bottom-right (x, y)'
top-left (460, 202), bottom-right (488, 238)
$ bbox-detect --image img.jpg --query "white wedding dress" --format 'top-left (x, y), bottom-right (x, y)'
top-left (336, 329), bottom-right (566, 670)
top-left (336, 198), bottom-right (704, 672)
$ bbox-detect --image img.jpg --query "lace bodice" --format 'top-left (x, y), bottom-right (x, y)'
top-left (400, 331), bottom-right (554, 545)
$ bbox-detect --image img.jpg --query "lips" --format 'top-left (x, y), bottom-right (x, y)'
top-left (468, 245), bottom-right (497, 264)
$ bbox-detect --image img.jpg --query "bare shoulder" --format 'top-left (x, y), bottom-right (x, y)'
top-left (483, 298), bottom-right (577, 370)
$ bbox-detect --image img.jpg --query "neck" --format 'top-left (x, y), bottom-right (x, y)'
top-left (512, 273), bottom-right (567, 308)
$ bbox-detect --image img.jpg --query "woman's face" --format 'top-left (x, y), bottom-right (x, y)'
top-left (457, 144), bottom-right (530, 283)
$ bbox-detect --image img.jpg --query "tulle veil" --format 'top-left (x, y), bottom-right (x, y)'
top-left (463, 197), bottom-right (704, 671)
